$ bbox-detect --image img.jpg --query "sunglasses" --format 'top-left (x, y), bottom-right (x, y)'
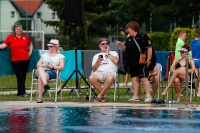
top-left (48, 46), bottom-right (54, 48)
top-left (180, 50), bottom-right (187, 53)
top-left (101, 43), bottom-right (109, 45)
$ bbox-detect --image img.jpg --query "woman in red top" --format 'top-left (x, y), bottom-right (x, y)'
top-left (0, 23), bottom-right (33, 97)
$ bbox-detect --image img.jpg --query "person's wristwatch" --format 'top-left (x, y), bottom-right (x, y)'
top-left (51, 66), bottom-right (54, 70)
top-left (105, 53), bottom-right (111, 58)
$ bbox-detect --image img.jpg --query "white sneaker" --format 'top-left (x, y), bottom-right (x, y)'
top-left (128, 96), bottom-right (141, 102)
top-left (144, 96), bottom-right (152, 102)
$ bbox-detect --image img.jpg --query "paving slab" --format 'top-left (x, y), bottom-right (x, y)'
top-left (1, 101), bottom-right (200, 112)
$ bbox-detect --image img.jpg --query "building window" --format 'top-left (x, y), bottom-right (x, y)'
top-left (37, 12), bottom-right (41, 19)
top-left (10, 11), bottom-right (15, 18)
top-left (51, 12), bottom-right (55, 19)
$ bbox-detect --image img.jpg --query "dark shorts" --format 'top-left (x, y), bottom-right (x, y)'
top-left (124, 63), bottom-right (129, 73)
top-left (148, 60), bottom-right (156, 71)
top-left (45, 70), bottom-right (57, 80)
top-left (129, 65), bottom-right (149, 78)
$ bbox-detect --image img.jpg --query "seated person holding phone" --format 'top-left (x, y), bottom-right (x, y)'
top-left (89, 38), bottom-right (119, 102)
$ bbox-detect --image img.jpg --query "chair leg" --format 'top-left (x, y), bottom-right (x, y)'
top-left (30, 83), bottom-right (33, 102)
top-left (118, 86), bottom-right (119, 101)
top-left (89, 84), bottom-right (92, 102)
top-left (114, 87), bottom-right (116, 102)
top-left (55, 80), bottom-right (58, 103)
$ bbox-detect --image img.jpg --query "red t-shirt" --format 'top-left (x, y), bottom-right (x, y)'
top-left (4, 34), bottom-right (32, 61)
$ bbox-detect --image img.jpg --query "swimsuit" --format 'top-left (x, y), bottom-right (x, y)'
top-left (175, 59), bottom-right (190, 69)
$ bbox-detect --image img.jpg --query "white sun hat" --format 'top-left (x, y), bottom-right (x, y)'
top-left (47, 39), bottom-right (60, 46)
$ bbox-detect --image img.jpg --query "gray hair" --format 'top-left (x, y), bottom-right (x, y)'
top-left (97, 37), bottom-right (110, 45)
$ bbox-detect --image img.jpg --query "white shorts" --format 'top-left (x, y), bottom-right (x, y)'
top-left (93, 71), bottom-right (116, 82)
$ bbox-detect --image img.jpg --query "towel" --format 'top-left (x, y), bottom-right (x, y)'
top-left (60, 50), bottom-right (82, 81)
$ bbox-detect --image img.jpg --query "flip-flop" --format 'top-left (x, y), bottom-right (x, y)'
top-left (36, 98), bottom-right (43, 103)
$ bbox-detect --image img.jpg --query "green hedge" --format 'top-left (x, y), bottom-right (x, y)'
top-left (149, 32), bottom-right (171, 51)
top-left (169, 27), bottom-right (195, 51)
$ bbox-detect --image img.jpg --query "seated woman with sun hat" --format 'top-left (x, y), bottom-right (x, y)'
top-left (35, 39), bottom-right (65, 103)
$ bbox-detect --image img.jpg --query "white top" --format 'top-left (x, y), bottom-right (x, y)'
top-left (42, 53), bottom-right (65, 70)
top-left (92, 51), bottom-right (119, 72)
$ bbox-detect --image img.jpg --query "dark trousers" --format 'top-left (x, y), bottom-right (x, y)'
top-left (11, 60), bottom-right (30, 96)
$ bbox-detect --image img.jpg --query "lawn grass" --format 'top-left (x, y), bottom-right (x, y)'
top-left (0, 73), bottom-right (200, 104)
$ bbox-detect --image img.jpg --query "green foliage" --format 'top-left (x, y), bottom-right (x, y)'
top-left (169, 27), bottom-right (195, 51)
top-left (41, 0), bottom-right (123, 50)
top-left (149, 32), bottom-right (171, 51)
top-left (150, 0), bottom-right (200, 20)
top-left (123, 0), bottom-right (151, 22)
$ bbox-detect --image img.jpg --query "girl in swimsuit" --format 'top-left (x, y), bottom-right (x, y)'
top-left (161, 44), bottom-right (195, 101)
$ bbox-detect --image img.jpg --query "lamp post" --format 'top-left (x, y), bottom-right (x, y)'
top-left (190, 3), bottom-right (195, 29)
top-left (150, 13), bottom-right (152, 33)
top-left (174, 17), bottom-right (176, 28)
top-left (185, 55), bottom-right (189, 106)
top-left (26, 0), bottom-right (28, 31)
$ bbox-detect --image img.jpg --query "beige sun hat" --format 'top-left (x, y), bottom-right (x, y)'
top-left (47, 39), bottom-right (60, 46)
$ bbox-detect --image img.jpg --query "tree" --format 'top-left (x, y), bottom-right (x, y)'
top-left (41, 0), bottom-right (122, 50)
top-left (120, 0), bottom-right (200, 32)
top-left (150, 0), bottom-right (200, 28)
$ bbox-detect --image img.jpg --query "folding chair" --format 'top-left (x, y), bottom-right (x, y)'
top-left (166, 71), bottom-right (195, 102)
top-left (156, 63), bottom-right (165, 99)
top-left (146, 63), bottom-right (164, 99)
top-left (89, 71), bottom-right (118, 102)
top-left (181, 72), bottom-right (196, 102)
top-left (30, 69), bottom-right (62, 103)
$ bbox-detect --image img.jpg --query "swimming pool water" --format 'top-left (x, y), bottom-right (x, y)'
top-left (0, 106), bottom-right (200, 133)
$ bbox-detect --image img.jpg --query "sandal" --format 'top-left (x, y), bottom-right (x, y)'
top-left (36, 98), bottom-right (43, 103)
top-left (93, 97), bottom-right (102, 102)
top-left (101, 97), bottom-right (108, 103)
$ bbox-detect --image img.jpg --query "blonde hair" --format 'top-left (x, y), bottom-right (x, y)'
top-left (56, 47), bottom-right (60, 54)
top-left (12, 23), bottom-right (23, 36)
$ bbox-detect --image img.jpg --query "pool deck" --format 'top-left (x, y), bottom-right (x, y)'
top-left (1, 101), bottom-right (200, 111)
top-left (1, 83), bottom-right (200, 111)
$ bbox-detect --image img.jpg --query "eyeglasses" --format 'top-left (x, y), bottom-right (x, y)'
top-left (101, 43), bottom-right (109, 45)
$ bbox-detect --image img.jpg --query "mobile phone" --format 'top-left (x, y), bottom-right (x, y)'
top-left (99, 55), bottom-right (103, 58)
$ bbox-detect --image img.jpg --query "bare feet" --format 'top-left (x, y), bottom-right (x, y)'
top-left (161, 89), bottom-right (168, 96)
top-left (123, 83), bottom-right (127, 86)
